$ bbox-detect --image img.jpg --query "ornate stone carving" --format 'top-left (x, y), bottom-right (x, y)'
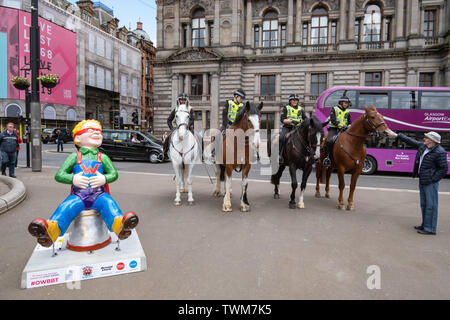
top-left (253, 0), bottom-right (288, 17)
top-left (167, 48), bottom-right (222, 62)
top-left (180, 0), bottom-right (214, 17)
top-left (303, 0), bottom-right (339, 13)
top-left (356, 0), bottom-right (395, 10)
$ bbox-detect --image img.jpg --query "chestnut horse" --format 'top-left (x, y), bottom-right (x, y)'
top-left (315, 106), bottom-right (389, 210)
top-left (213, 101), bottom-right (263, 212)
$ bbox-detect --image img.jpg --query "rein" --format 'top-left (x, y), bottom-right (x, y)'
top-left (172, 109), bottom-right (196, 161)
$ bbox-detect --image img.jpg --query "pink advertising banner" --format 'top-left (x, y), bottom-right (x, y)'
top-left (0, 6), bottom-right (20, 100)
top-left (18, 10), bottom-right (77, 106)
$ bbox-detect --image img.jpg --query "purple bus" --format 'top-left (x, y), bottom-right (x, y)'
top-left (314, 86), bottom-right (450, 175)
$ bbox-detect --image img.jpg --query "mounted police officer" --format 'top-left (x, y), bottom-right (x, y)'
top-left (279, 94), bottom-right (307, 164)
top-left (220, 89), bottom-right (246, 132)
top-left (323, 95), bottom-right (352, 167)
top-left (163, 93), bottom-right (195, 158)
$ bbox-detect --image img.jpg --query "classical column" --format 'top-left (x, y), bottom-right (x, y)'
top-left (246, 0), bottom-right (252, 46)
top-left (347, 0), bottom-right (356, 41)
top-left (339, 0), bottom-right (347, 41)
top-left (174, 0), bottom-right (180, 48)
top-left (295, 0), bottom-right (303, 44)
top-left (210, 72), bottom-right (220, 128)
top-left (156, 0), bottom-right (164, 47)
top-left (186, 24), bottom-right (192, 48)
top-left (184, 74), bottom-right (191, 95)
top-left (395, 0), bottom-right (404, 39)
top-left (213, 0), bottom-right (220, 45)
top-left (205, 22), bottom-right (210, 46)
top-left (409, 0), bottom-right (419, 35)
top-left (232, 0), bottom-right (239, 43)
top-left (287, 0), bottom-right (294, 44)
top-left (171, 74), bottom-right (179, 108)
top-left (203, 73), bottom-right (209, 99)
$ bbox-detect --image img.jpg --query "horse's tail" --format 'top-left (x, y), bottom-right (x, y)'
top-left (270, 165), bottom-right (283, 185)
top-left (319, 164), bottom-right (326, 184)
top-left (219, 165), bottom-right (225, 182)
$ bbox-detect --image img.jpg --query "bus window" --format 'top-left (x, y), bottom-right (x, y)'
top-left (421, 91), bottom-right (450, 110)
top-left (439, 132), bottom-right (450, 150)
top-left (365, 134), bottom-right (401, 149)
top-left (391, 91), bottom-right (418, 109)
top-left (358, 92), bottom-right (389, 109)
top-left (324, 90), bottom-right (357, 108)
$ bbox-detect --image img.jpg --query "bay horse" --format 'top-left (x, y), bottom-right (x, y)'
top-left (213, 101), bottom-right (263, 212)
top-left (315, 105), bottom-right (389, 210)
top-left (169, 103), bottom-right (200, 206)
top-left (271, 117), bottom-right (324, 209)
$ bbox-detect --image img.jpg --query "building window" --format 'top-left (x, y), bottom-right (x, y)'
top-left (311, 73), bottom-right (327, 96)
top-left (192, 8), bottom-right (205, 47)
top-left (419, 73), bottom-right (434, 87)
top-left (302, 23), bottom-right (308, 45)
top-left (43, 106), bottom-right (56, 120)
top-left (355, 19), bottom-right (361, 42)
top-left (260, 75), bottom-right (276, 97)
top-left (262, 10), bottom-right (278, 48)
top-left (311, 7), bottom-right (328, 45)
top-left (254, 25), bottom-right (260, 48)
top-left (281, 24), bottom-right (286, 47)
top-left (365, 72), bottom-right (382, 86)
top-left (331, 21), bottom-right (337, 44)
top-left (121, 75), bottom-right (127, 96)
top-left (424, 10), bottom-right (436, 39)
top-left (385, 17), bottom-right (391, 41)
top-left (191, 75), bottom-right (203, 96)
top-left (363, 4), bottom-right (381, 42)
top-left (5, 104), bottom-right (22, 117)
top-left (66, 109), bottom-right (77, 121)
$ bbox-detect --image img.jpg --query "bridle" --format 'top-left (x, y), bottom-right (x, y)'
top-left (172, 108), bottom-right (195, 160)
top-left (345, 110), bottom-right (386, 139)
top-left (290, 124), bottom-right (320, 163)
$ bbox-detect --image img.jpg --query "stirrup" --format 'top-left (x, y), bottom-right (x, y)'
top-left (323, 157), bottom-right (331, 167)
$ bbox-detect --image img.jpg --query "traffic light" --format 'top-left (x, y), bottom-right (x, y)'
top-left (132, 112), bottom-right (139, 125)
top-left (114, 115), bottom-right (120, 128)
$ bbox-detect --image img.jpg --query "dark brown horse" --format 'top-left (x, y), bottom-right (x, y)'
top-left (315, 106), bottom-right (389, 210)
top-left (213, 101), bottom-right (263, 212)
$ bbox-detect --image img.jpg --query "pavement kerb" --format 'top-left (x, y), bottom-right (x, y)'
top-left (0, 176), bottom-right (27, 215)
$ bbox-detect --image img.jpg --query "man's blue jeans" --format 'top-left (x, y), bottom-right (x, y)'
top-left (1, 151), bottom-right (17, 176)
top-left (419, 182), bottom-right (439, 233)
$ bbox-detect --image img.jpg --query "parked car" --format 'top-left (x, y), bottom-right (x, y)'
top-left (41, 128), bottom-right (73, 144)
top-left (100, 129), bottom-right (167, 163)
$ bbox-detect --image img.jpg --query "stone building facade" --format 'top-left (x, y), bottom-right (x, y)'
top-left (0, 0), bottom-right (142, 129)
top-left (153, 0), bottom-right (450, 136)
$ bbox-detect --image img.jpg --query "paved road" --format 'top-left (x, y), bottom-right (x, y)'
top-left (19, 142), bottom-right (450, 192)
top-left (1, 162), bottom-right (450, 299)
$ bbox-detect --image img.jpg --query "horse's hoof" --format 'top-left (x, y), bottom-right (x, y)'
top-left (212, 191), bottom-right (221, 197)
top-left (315, 192), bottom-right (321, 198)
top-left (325, 194), bottom-right (331, 199)
top-left (297, 203), bottom-right (305, 209)
top-left (346, 205), bottom-right (354, 211)
top-left (289, 203), bottom-right (296, 209)
top-left (188, 201), bottom-right (195, 206)
top-left (240, 205), bottom-right (250, 212)
top-left (274, 194), bottom-right (280, 199)
top-left (337, 204), bottom-right (345, 210)
top-left (222, 205), bottom-right (232, 212)
top-left (174, 201), bottom-right (182, 206)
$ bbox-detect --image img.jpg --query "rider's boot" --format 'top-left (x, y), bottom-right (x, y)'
top-left (323, 145), bottom-right (331, 167)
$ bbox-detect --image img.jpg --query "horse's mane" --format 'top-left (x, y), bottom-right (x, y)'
top-left (231, 102), bottom-right (262, 126)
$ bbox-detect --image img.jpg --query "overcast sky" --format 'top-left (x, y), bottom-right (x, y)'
top-left (69, 0), bottom-right (157, 45)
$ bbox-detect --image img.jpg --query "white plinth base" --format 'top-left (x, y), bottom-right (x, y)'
top-left (21, 230), bottom-right (146, 289)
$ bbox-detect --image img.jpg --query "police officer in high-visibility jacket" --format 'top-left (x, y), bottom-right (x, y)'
top-left (220, 89), bottom-right (246, 131)
top-left (323, 95), bottom-right (352, 167)
top-left (279, 94), bottom-right (307, 163)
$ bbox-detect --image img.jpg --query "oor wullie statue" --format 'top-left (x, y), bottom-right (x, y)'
top-left (28, 120), bottom-right (139, 248)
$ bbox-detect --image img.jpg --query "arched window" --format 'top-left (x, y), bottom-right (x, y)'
top-left (5, 104), bottom-right (22, 117)
top-left (192, 8), bottom-right (205, 47)
top-left (43, 106), bottom-right (56, 120)
top-left (311, 7), bottom-right (328, 45)
top-left (262, 9), bottom-right (278, 48)
top-left (363, 4), bottom-right (381, 42)
top-left (66, 109), bottom-right (76, 121)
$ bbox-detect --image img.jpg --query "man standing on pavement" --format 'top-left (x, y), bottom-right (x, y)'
top-left (56, 129), bottom-right (64, 153)
top-left (0, 122), bottom-right (19, 178)
top-left (386, 129), bottom-right (448, 235)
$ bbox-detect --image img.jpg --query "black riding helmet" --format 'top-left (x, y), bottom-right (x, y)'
top-left (288, 94), bottom-right (300, 103)
top-left (338, 95), bottom-right (352, 107)
top-left (177, 93), bottom-right (189, 105)
top-left (234, 89), bottom-right (246, 99)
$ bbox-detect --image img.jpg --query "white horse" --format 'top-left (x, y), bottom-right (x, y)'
top-left (169, 104), bottom-right (200, 206)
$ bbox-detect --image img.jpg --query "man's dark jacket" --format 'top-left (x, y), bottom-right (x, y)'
top-left (397, 133), bottom-right (448, 185)
top-left (0, 130), bottom-right (19, 153)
